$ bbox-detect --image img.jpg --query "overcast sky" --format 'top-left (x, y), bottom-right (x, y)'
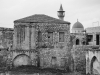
top-left (0, 0), bottom-right (100, 29)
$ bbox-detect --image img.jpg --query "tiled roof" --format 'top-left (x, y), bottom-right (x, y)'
top-left (14, 14), bottom-right (70, 24)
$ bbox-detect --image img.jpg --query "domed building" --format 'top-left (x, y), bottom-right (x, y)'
top-left (72, 19), bottom-right (84, 33)
top-left (71, 19), bottom-right (85, 45)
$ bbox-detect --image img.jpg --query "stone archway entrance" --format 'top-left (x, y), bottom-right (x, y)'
top-left (90, 56), bottom-right (100, 74)
top-left (12, 54), bottom-right (32, 67)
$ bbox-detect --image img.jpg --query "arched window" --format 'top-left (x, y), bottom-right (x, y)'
top-left (76, 39), bottom-right (79, 45)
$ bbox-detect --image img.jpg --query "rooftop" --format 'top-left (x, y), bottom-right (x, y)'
top-left (14, 14), bottom-right (70, 24)
top-left (86, 26), bottom-right (100, 33)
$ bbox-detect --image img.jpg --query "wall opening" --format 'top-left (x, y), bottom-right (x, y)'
top-left (51, 56), bottom-right (57, 68)
top-left (59, 32), bottom-right (65, 42)
top-left (38, 31), bottom-right (42, 42)
top-left (87, 35), bottom-right (93, 45)
top-left (76, 39), bottom-right (79, 45)
top-left (48, 32), bottom-right (53, 42)
top-left (12, 54), bottom-right (32, 67)
top-left (90, 56), bottom-right (97, 74)
top-left (96, 34), bottom-right (99, 45)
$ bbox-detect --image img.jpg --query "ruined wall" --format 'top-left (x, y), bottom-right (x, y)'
top-left (36, 23), bottom-right (73, 71)
top-left (13, 22), bottom-right (73, 70)
top-left (0, 27), bottom-right (13, 49)
top-left (13, 23), bottom-right (29, 50)
top-left (71, 45), bottom-right (86, 74)
top-left (13, 23), bottom-right (37, 50)
top-left (0, 27), bottom-right (13, 68)
top-left (86, 48), bottom-right (100, 74)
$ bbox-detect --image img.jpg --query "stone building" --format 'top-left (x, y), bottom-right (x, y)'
top-left (0, 4), bottom-right (100, 75)
top-left (71, 20), bottom-right (86, 74)
top-left (7, 5), bottom-right (75, 71)
top-left (71, 19), bottom-right (100, 74)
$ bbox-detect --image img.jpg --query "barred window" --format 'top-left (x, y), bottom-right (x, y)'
top-left (38, 31), bottom-right (42, 42)
top-left (59, 32), bottom-right (65, 42)
top-left (48, 32), bottom-right (53, 42)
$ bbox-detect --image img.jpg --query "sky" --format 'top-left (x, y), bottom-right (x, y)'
top-left (0, 0), bottom-right (100, 29)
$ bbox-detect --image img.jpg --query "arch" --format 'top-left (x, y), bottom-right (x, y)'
top-left (76, 39), bottom-right (80, 45)
top-left (90, 56), bottom-right (97, 74)
top-left (12, 54), bottom-right (32, 67)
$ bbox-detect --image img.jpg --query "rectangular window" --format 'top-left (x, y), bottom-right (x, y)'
top-left (59, 32), bottom-right (65, 42)
top-left (48, 32), bottom-right (53, 42)
top-left (38, 31), bottom-right (42, 42)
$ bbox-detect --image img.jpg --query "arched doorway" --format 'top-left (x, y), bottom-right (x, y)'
top-left (12, 54), bottom-right (32, 67)
top-left (90, 56), bottom-right (100, 74)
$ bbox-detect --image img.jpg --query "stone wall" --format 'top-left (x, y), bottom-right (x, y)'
top-left (13, 21), bottom-right (72, 70)
top-left (39, 48), bottom-right (72, 70)
top-left (13, 22), bottom-right (70, 50)
top-left (35, 23), bottom-right (72, 71)
top-left (0, 27), bottom-right (13, 49)
top-left (71, 46), bottom-right (86, 74)
top-left (86, 48), bottom-right (100, 74)
top-left (13, 23), bottom-right (30, 50)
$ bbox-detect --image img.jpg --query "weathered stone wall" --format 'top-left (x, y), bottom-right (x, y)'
top-left (8, 50), bottom-right (38, 67)
top-left (0, 27), bottom-right (13, 49)
top-left (86, 48), bottom-right (100, 74)
top-left (36, 23), bottom-right (70, 48)
top-left (35, 23), bottom-right (72, 71)
top-left (71, 45), bottom-right (86, 74)
top-left (13, 22), bottom-right (72, 70)
top-left (13, 23), bottom-right (30, 50)
top-left (39, 48), bottom-right (73, 71)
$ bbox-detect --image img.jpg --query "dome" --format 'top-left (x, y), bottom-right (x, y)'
top-left (72, 20), bottom-right (84, 29)
top-left (72, 20), bottom-right (84, 33)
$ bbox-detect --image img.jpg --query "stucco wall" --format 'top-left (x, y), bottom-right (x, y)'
top-left (86, 49), bottom-right (100, 74)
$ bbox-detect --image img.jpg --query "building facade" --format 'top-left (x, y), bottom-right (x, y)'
top-left (0, 4), bottom-right (100, 75)
top-left (7, 5), bottom-right (74, 71)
